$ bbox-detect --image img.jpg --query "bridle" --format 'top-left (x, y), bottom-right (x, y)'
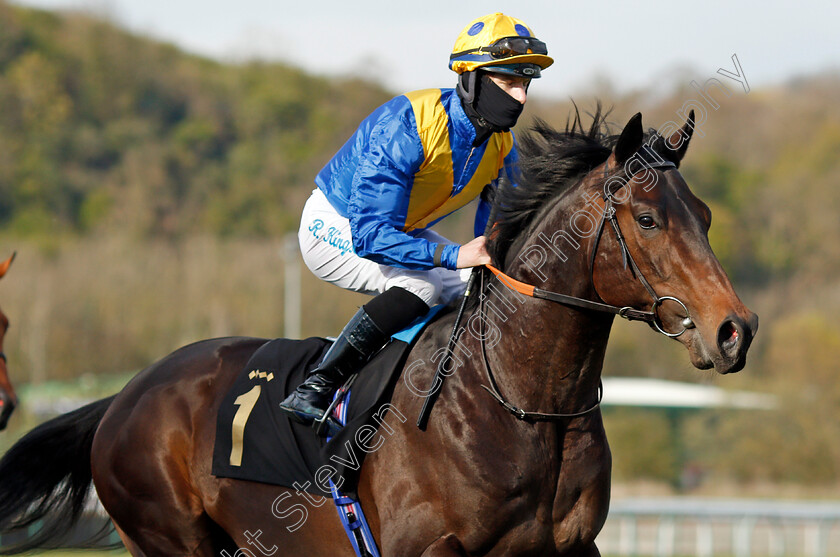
top-left (486, 150), bottom-right (695, 336)
top-left (478, 150), bottom-right (695, 421)
top-left (589, 152), bottom-right (694, 337)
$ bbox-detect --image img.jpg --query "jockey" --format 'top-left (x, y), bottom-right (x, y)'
top-left (279, 13), bottom-right (553, 434)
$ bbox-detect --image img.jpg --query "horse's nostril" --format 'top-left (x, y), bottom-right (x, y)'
top-left (718, 320), bottom-right (740, 353)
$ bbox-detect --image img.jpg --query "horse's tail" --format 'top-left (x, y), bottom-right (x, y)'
top-left (0, 395), bottom-right (119, 554)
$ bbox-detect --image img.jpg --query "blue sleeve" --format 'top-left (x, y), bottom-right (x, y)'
top-left (474, 137), bottom-right (521, 238)
top-left (347, 112), bottom-right (460, 271)
top-left (474, 196), bottom-right (492, 238)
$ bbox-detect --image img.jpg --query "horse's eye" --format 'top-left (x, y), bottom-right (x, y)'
top-left (638, 215), bottom-right (657, 229)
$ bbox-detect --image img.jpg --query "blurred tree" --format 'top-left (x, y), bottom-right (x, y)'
top-left (604, 409), bottom-right (679, 484)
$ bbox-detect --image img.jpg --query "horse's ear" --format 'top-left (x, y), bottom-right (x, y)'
top-left (614, 112), bottom-right (644, 164)
top-left (666, 109), bottom-right (695, 164)
top-left (0, 253), bottom-right (16, 280)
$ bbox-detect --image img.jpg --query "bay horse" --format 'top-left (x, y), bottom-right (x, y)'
top-left (0, 253), bottom-right (16, 431)
top-left (0, 111), bottom-right (757, 556)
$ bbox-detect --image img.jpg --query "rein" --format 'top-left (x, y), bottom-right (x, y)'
top-left (477, 269), bottom-right (604, 421)
top-left (485, 264), bottom-right (654, 323)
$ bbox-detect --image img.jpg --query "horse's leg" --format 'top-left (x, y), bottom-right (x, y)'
top-left (210, 481), bottom-right (355, 557)
top-left (92, 340), bottom-right (259, 556)
top-left (420, 535), bottom-right (468, 556)
top-left (93, 391), bottom-right (234, 557)
top-left (112, 522), bottom-right (146, 557)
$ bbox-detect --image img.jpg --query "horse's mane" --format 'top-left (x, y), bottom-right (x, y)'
top-left (487, 104), bottom-right (672, 269)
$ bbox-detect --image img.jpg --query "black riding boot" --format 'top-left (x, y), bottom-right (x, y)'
top-left (279, 287), bottom-right (429, 436)
top-left (279, 307), bottom-right (385, 433)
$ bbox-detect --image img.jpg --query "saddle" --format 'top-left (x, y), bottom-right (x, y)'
top-left (211, 306), bottom-right (445, 497)
top-left (211, 336), bottom-right (409, 495)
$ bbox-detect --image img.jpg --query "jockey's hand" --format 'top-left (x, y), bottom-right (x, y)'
top-left (456, 236), bottom-right (491, 269)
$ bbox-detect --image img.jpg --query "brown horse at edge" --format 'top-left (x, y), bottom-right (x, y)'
top-left (0, 253), bottom-right (17, 431)
top-left (0, 113), bottom-right (757, 556)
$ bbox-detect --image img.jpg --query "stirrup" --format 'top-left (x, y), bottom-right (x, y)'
top-left (313, 374), bottom-right (359, 437)
top-left (313, 415), bottom-right (343, 438)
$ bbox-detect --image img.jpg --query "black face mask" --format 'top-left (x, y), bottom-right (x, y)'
top-left (473, 73), bottom-right (524, 132)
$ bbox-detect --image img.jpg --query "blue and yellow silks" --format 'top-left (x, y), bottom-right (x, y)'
top-left (315, 88), bottom-right (517, 271)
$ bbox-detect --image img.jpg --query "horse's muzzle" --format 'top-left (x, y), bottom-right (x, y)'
top-left (715, 311), bottom-right (759, 374)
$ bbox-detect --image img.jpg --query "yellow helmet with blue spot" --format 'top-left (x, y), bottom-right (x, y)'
top-left (449, 13), bottom-right (554, 77)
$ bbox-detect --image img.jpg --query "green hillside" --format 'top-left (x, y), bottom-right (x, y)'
top-left (0, 1), bottom-right (391, 238)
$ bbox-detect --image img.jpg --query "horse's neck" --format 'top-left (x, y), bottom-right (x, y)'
top-left (476, 195), bottom-right (613, 415)
top-left (476, 281), bottom-right (612, 416)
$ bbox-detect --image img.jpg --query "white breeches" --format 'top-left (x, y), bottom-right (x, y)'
top-left (298, 188), bottom-right (471, 306)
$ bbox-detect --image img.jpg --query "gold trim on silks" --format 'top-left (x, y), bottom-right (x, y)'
top-left (248, 369), bottom-right (275, 382)
top-left (402, 89), bottom-right (513, 232)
